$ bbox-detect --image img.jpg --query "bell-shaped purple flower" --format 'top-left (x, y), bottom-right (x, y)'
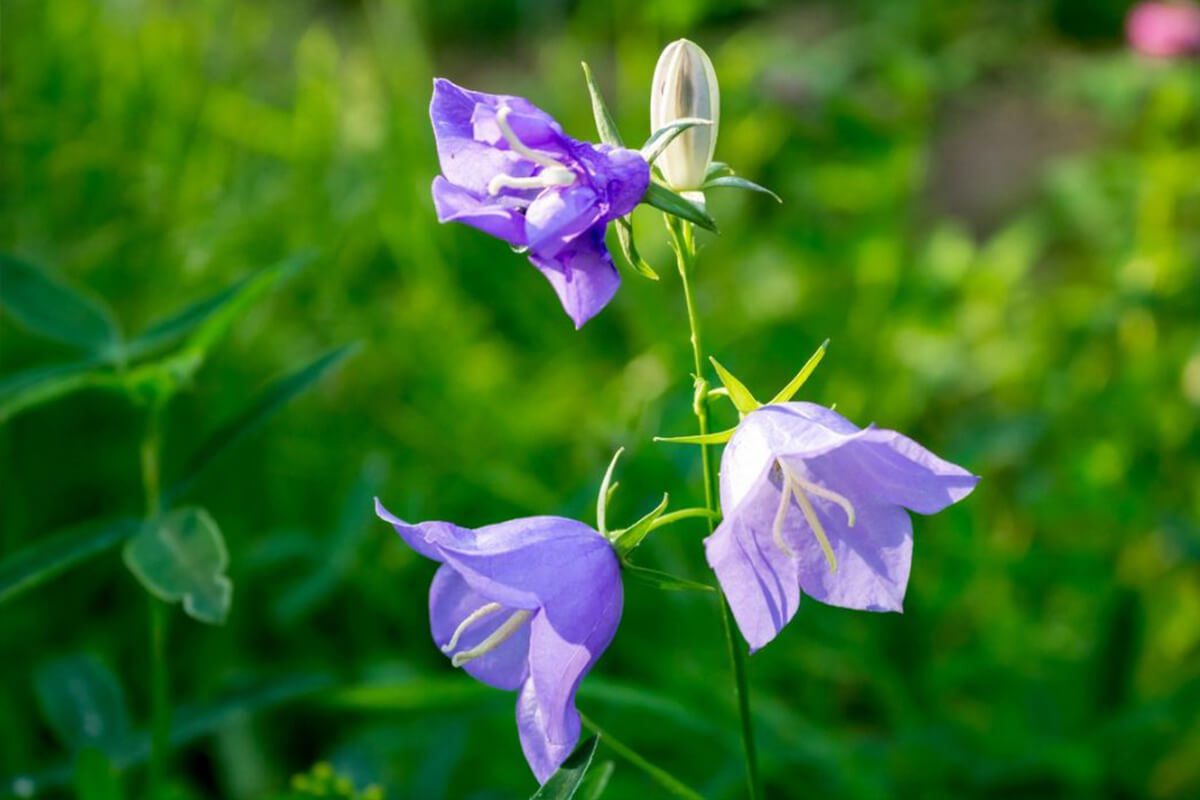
top-left (705, 402), bottom-right (979, 653)
top-left (429, 78), bottom-right (650, 328)
top-left (375, 500), bottom-right (623, 782)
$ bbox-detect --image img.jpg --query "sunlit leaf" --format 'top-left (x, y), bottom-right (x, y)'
top-left (580, 63), bottom-right (623, 147)
top-left (0, 253), bottom-right (121, 356)
top-left (709, 357), bottom-right (760, 415)
top-left (702, 175), bottom-right (782, 203)
top-left (652, 427), bottom-right (736, 446)
top-left (641, 118), bottom-right (712, 166)
top-left (123, 508), bottom-right (232, 625)
top-left (165, 343), bottom-right (358, 504)
top-left (34, 654), bottom-right (131, 757)
top-left (531, 735), bottom-right (599, 800)
top-left (641, 183), bottom-right (718, 233)
top-left (0, 518), bottom-right (138, 606)
top-left (768, 339), bottom-right (829, 405)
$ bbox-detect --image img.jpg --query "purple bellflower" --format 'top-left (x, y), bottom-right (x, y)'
top-left (375, 500), bottom-right (623, 782)
top-left (429, 78), bottom-right (651, 328)
top-left (705, 402), bottom-right (979, 652)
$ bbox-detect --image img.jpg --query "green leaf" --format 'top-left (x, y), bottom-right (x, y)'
top-left (704, 161), bottom-right (734, 181)
top-left (641, 118), bottom-right (712, 166)
top-left (177, 249), bottom-right (314, 360)
top-left (613, 217), bottom-right (658, 280)
top-left (531, 735), bottom-right (599, 800)
top-left (641, 183), bottom-right (718, 233)
top-left (576, 761), bottom-right (615, 800)
top-left (165, 343), bottom-right (357, 504)
top-left (611, 494), bottom-right (669, 557)
top-left (0, 253), bottom-right (121, 356)
top-left (0, 518), bottom-right (138, 606)
top-left (702, 175), bottom-right (782, 203)
top-left (652, 427), bottom-right (736, 446)
top-left (0, 361), bottom-right (122, 424)
top-left (74, 748), bottom-right (125, 800)
top-left (596, 448), bottom-right (624, 537)
top-left (580, 63), bottom-right (623, 147)
top-left (621, 562), bottom-right (714, 593)
top-left (768, 338), bottom-right (830, 405)
top-left (709, 357), bottom-right (761, 416)
top-left (34, 654), bottom-right (131, 757)
top-left (123, 508), bottom-right (233, 625)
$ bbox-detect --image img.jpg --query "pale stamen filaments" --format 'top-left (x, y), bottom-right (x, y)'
top-left (441, 601), bottom-right (503, 653)
top-left (486, 106), bottom-right (577, 196)
top-left (449, 608), bottom-right (534, 667)
top-left (774, 461), bottom-right (856, 573)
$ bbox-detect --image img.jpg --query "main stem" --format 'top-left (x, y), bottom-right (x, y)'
top-left (141, 407), bottom-right (170, 798)
top-left (672, 220), bottom-right (763, 800)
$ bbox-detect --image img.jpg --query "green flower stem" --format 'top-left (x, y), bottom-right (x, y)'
top-left (140, 405), bottom-right (171, 798)
top-left (647, 507), bottom-right (719, 532)
top-left (670, 217), bottom-right (763, 800)
top-left (580, 712), bottom-right (704, 800)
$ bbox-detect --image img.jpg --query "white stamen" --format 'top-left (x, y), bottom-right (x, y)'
top-left (487, 166), bottom-right (576, 196)
top-left (441, 602), bottom-right (503, 653)
top-left (450, 608), bottom-right (533, 667)
top-left (495, 106), bottom-right (567, 170)
top-left (771, 479), bottom-right (794, 557)
top-left (779, 461), bottom-right (841, 573)
top-left (793, 476), bottom-right (856, 527)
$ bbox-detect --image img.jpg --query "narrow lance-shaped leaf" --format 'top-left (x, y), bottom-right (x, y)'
top-left (576, 761), bottom-right (615, 800)
top-left (621, 562), bottom-right (715, 593)
top-left (123, 507), bottom-right (233, 625)
top-left (530, 735), bottom-right (600, 800)
top-left (580, 63), bottom-right (623, 147)
top-left (768, 338), bottom-right (830, 405)
top-left (0, 362), bottom-right (123, 425)
top-left (652, 427), bottom-right (736, 446)
top-left (641, 183), bottom-right (718, 233)
top-left (709, 357), bottom-right (761, 416)
top-left (165, 343), bottom-right (358, 504)
top-left (613, 216), bottom-right (658, 280)
top-left (702, 175), bottom-right (782, 203)
top-left (596, 447), bottom-right (624, 538)
top-left (0, 518), bottom-right (138, 606)
top-left (611, 494), bottom-right (669, 557)
top-left (641, 118), bottom-right (711, 167)
top-left (0, 253), bottom-right (121, 356)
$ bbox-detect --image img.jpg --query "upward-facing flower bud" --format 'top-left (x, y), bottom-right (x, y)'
top-left (650, 39), bottom-right (720, 191)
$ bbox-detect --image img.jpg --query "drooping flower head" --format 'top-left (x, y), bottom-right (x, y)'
top-left (705, 402), bottom-right (978, 652)
top-left (375, 500), bottom-right (623, 782)
top-left (1127, 2), bottom-right (1200, 58)
top-left (429, 79), bottom-right (651, 328)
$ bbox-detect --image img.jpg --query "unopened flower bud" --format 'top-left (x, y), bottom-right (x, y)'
top-left (650, 39), bottom-right (720, 191)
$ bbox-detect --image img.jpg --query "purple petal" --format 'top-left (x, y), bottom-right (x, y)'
top-left (374, 498), bottom-right (454, 562)
top-left (470, 101), bottom-right (566, 152)
top-left (517, 677), bottom-right (577, 783)
top-left (808, 428), bottom-right (980, 515)
top-left (528, 230), bottom-right (620, 329)
top-left (430, 79), bottom-right (536, 195)
top-left (705, 473), bottom-right (801, 653)
top-left (525, 582), bottom-right (621, 764)
top-left (428, 564), bottom-right (530, 691)
top-left (524, 185), bottom-right (603, 258)
top-left (569, 142), bottom-right (651, 220)
top-left (431, 177), bottom-right (528, 246)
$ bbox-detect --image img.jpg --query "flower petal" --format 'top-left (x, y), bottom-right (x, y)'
top-left (374, 498), bottom-right (454, 562)
top-left (524, 185), bottom-right (603, 258)
top-left (815, 428), bottom-right (980, 515)
top-left (430, 78), bottom-right (536, 196)
top-left (431, 176), bottom-right (528, 246)
top-left (705, 473), bottom-right (800, 653)
top-left (520, 580), bottom-right (621, 781)
top-left (428, 564), bottom-right (530, 691)
top-left (528, 229), bottom-right (620, 329)
top-left (517, 677), bottom-right (578, 784)
top-left (569, 142), bottom-right (651, 220)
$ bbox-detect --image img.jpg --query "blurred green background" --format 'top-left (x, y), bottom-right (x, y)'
top-left (3, 0), bottom-right (1199, 797)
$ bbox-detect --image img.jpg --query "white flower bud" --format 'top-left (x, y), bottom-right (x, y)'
top-left (650, 39), bottom-right (720, 191)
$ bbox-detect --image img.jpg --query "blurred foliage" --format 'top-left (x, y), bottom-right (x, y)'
top-left (2, 0), bottom-right (1200, 797)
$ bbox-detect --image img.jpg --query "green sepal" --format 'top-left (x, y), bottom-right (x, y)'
top-left (596, 447), bottom-right (624, 538)
top-left (614, 216), bottom-right (658, 280)
top-left (768, 338), bottom-right (829, 405)
top-left (708, 357), bottom-right (761, 416)
top-left (621, 562), bottom-right (715, 593)
top-left (610, 493), bottom-right (669, 557)
top-left (653, 427), bottom-right (736, 445)
top-left (702, 175), bottom-right (782, 203)
top-left (705, 161), bottom-right (735, 181)
top-left (123, 507), bottom-right (233, 625)
top-left (640, 118), bottom-right (712, 166)
top-left (642, 183), bottom-right (718, 233)
top-left (580, 62), bottom-right (623, 147)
